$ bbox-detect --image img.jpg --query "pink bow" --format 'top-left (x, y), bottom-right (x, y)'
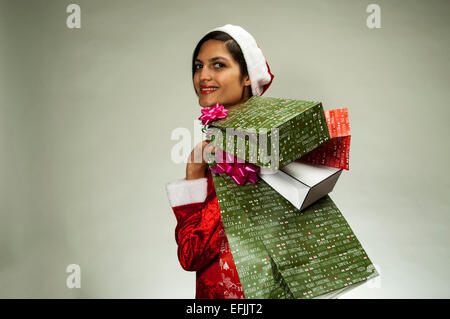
top-left (198, 103), bottom-right (229, 125)
top-left (210, 149), bottom-right (260, 185)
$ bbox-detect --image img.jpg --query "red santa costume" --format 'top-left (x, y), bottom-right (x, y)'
top-left (165, 24), bottom-right (274, 299)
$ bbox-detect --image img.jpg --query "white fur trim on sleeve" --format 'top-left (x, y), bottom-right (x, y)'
top-left (165, 177), bottom-right (208, 208)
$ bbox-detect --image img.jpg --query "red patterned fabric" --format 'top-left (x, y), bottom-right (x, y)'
top-left (171, 170), bottom-right (245, 299)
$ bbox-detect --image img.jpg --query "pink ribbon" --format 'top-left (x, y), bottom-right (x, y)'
top-left (210, 149), bottom-right (260, 185)
top-left (199, 104), bottom-right (258, 185)
top-left (198, 103), bottom-right (229, 125)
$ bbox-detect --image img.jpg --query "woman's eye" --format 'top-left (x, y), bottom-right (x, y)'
top-left (195, 62), bottom-right (224, 71)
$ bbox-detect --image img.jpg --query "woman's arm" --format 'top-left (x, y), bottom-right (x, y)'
top-left (186, 140), bottom-right (214, 180)
top-left (173, 195), bottom-right (223, 271)
top-left (166, 166), bottom-right (222, 271)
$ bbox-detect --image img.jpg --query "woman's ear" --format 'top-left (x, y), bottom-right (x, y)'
top-left (243, 74), bottom-right (251, 87)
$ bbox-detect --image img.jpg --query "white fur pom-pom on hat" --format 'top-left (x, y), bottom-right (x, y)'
top-left (208, 24), bottom-right (274, 97)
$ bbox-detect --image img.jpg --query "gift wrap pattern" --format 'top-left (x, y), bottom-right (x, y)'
top-left (212, 173), bottom-right (379, 299)
top-left (209, 96), bottom-right (330, 171)
top-left (300, 108), bottom-right (351, 170)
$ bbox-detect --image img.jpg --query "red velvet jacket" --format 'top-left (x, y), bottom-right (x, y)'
top-left (166, 169), bottom-right (245, 299)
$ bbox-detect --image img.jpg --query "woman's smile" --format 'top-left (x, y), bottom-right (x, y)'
top-left (200, 85), bottom-right (219, 94)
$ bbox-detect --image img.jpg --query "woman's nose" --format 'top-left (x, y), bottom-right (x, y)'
top-left (199, 67), bottom-right (212, 81)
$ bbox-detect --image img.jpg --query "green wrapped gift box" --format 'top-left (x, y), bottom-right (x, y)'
top-left (208, 96), bottom-right (330, 171)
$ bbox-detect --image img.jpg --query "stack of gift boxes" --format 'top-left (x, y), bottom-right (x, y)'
top-left (206, 96), bottom-right (377, 299)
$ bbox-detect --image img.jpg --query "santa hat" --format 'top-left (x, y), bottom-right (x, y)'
top-left (208, 24), bottom-right (274, 96)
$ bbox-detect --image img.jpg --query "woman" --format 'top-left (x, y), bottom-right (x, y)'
top-left (166, 24), bottom-right (274, 299)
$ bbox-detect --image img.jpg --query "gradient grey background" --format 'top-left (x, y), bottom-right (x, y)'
top-left (1, 0), bottom-right (449, 298)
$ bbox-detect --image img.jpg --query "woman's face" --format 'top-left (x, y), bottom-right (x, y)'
top-left (193, 39), bottom-right (251, 110)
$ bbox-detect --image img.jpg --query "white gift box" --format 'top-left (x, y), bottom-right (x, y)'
top-left (259, 161), bottom-right (343, 211)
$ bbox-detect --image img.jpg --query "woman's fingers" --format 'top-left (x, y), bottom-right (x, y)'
top-left (203, 141), bottom-right (216, 163)
top-left (188, 140), bottom-right (217, 164)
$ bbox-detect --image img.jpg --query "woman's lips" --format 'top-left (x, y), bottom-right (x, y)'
top-left (200, 87), bottom-right (218, 94)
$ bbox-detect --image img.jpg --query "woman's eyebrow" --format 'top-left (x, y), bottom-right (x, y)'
top-left (195, 56), bottom-right (229, 63)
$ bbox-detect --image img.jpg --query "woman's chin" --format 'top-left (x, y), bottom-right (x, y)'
top-left (199, 98), bottom-right (216, 108)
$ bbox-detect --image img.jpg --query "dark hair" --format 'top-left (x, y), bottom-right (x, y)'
top-left (192, 31), bottom-right (252, 97)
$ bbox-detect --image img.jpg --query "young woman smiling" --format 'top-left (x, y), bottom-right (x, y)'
top-left (166, 24), bottom-right (274, 299)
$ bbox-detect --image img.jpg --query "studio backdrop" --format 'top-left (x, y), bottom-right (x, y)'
top-left (0, 0), bottom-right (449, 298)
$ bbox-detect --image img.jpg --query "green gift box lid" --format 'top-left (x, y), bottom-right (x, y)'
top-left (208, 96), bottom-right (330, 171)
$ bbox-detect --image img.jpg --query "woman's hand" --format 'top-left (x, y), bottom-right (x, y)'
top-left (186, 140), bottom-right (216, 180)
